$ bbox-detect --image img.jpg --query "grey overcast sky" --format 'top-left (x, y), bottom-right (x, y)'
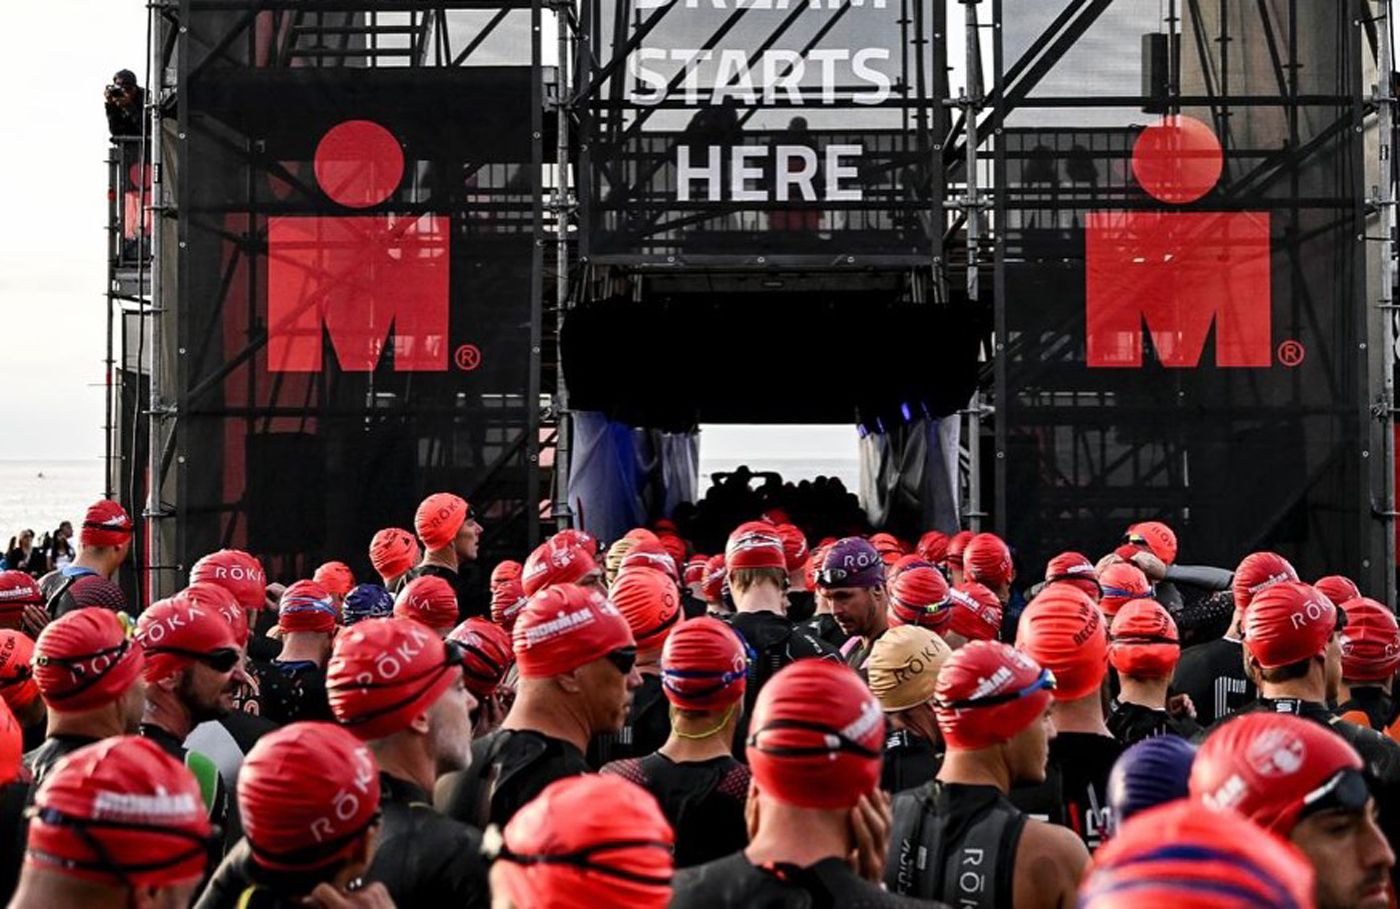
top-left (0, 1), bottom-right (146, 460)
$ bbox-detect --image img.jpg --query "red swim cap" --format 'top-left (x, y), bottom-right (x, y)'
top-left (0, 630), bottom-right (39, 710)
top-left (33, 607), bottom-right (143, 711)
top-left (660, 616), bottom-right (747, 712)
top-left (416, 493), bottom-right (469, 551)
top-left (946, 531), bottom-right (974, 571)
top-left (0, 571), bottom-right (41, 630)
top-left (493, 774), bottom-right (674, 909)
top-left (683, 555), bottom-right (709, 587)
top-left (79, 500), bottom-right (134, 548)
top-left (448, 617), bottom-right (515, 698)
top-left (0, 699), bottom-right (18, 786)
top-left (183, 581), bottom-right (249, 645)
top-left (625, 528), bottom-right (660, 545)
top-left (313, 561), bottom-right (354, 597)
top-left (656, 532), bottom-right (688, 569)
top-left (935, 640), bottom-right (1054, 751)
top-left (238, 721), bottom-right (381, 872)
top-left (136, 590), bottom-right (241, 683)
top-left (725, 522), bottom-right (787, 573)
top-left (916, 531), bottom-right (950, 565)
top-left (747, 660), bottom-right (884, 810)
top-left (278, 580), bottom-right (339, 634)
top-left (393, 575), bottom-right (459, 633)
top-left (947, 582), bottom-right (1004, 642)
top-left (1044, 552), bottom-right (1100, 600)
top-left (513, 585), bottom-right (635, 679)
top-left (27, 736), bottom-right (212, 887)
top-left (369, 528), bottom-right (420, 581)
top-left (609, 569), bottom-right (681, 651)
top-left (1123, 521), bottom-right (1178, 565)
top-left (1016, 586), bottom-right (1108, 700)
top-left (1108, 599), bottom-right (1179, 678)
top-left (1080, 799), bottom-right (1315, 909)
top-left (1190, 712), bottom-right (1365, 834)
top-left (1315, 575), bottom-right (1361, 609)
top-left (327, 617), bottom-right (463, 739)
top-left (523, 536), bottom-right (601, 597)
top-left (491, 575), bottom-right (528, 633)
top-left (1233, 552), bottom-right (1299, 612)
top-left (618, 539), bottom-right (680, 583)
top-left (963, 533), bottom-right (1014, 588)
top-left (869, 532), bottom-right (906, 566)
top-left (773, 523), bottom-right (809, 573)
top-left (888, 565), bottom-right (952, 631)
top-left (701, 554), bottom-right (726, 602)
top-left (554, 528), bottom-right (599, 556)
top-left (491, 559), bottom-right (524, 589)
top-left (1243, 582), bottom-right (1339, 670)
top-left (189, 549), bottom-right (268, 611)
top-left (1338, 597), bottom-right (1400, 683)
top-left (1098, 562), bottom-right (1152, 617)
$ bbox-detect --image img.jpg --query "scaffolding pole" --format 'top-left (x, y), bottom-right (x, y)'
top-left (1376, 0), bottom-right (1398, 604)
top-left (553, 0), bottom-right (575, 530)
top-left (146, 0), bottom-right (170, 606)
top-left (956, 0), bottom-right (988, 531)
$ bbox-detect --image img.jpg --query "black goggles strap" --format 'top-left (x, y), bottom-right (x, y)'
top-left (494, 839), bottom-right (674, 887)
top-left (35, 641), bottom-right (132, 704)
top-left (748, 718), bottom-right (881, 759)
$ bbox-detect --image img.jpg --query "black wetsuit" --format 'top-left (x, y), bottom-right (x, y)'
top-left (366, 773), bottom-right (490, 908)
top-left (803, 612), bottom-right (850, 650)
top-left (673, 852), bottom-right (928, 908)
top-left (436, 728), bottom-right (591, 829)
top-left (786, 589), bottom-right (817, 624)
top-left (601, 752), bottom-right (749, 868)
top-left (0, 778), bottom-right (30, 906)
top-left (1010, 732), bottom-right (1120, 851)
top-left (23, 732), bottom-right (99, 787)
top-left (1338, 687), bottom-right (1400, 735)
top-left (880, 727), bottom-right (941, 794)
top-left (19, 721), bottom-right (42, 755)
top-left (196, 840), bottom-right (341, 909)
top-left (1106, 700), bottom-right (1201, 747)
top-left (245, 659), bottom-right (333, 726)
top-left (727, 610), bottom-right (838, 758)
top-left (1171, 636), bottom-right (1255, 727)
top-left (886, 782), bottom-right (1024, 907)
top-left (587, 673), bottom-right (671, 769)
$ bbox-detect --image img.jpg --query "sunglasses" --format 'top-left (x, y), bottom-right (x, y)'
top-left (482, 826), bottom-right (674, 888)
top-left (935, 667), bottom-right (1057, 711)
top-left (145, 646), bottom-right (241, 673)
top-left (1300, 767), bottom-right (1370, 820)
top-left (606, 647), bottom-right (638, 675)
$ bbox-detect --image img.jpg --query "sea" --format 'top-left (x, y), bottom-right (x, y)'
top-left (0, 459), bottom-right (107, 541)
top-left (0, 454), bottom-right (860, 543)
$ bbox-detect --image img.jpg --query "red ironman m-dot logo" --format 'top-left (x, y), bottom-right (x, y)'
top-left (1085, 115), bottom-right (1272, 368)
top-left (267, 120), bottom-right (450, 373)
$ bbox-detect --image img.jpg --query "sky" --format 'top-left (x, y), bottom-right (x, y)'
top-left (0, 1), bottom-right (990, 468)
top-left (0, 1), bottom-right (147, 461)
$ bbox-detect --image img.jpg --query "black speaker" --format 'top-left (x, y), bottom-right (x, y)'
top-left (1142, 33), bottom-right (1169, 113)
top-left (247, 433), bottom-right (326, 554)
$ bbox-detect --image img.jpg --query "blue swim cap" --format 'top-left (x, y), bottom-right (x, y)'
top-left (1107, 734), bottom-right (1195, 834)
top-left (343, 583), bottom-right (394, 626)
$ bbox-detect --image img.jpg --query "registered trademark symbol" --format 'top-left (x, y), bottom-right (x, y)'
top-left (455, 344), bottom-right (481, 371)
top-left (1277, 340), bottom-right (1305, 367)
